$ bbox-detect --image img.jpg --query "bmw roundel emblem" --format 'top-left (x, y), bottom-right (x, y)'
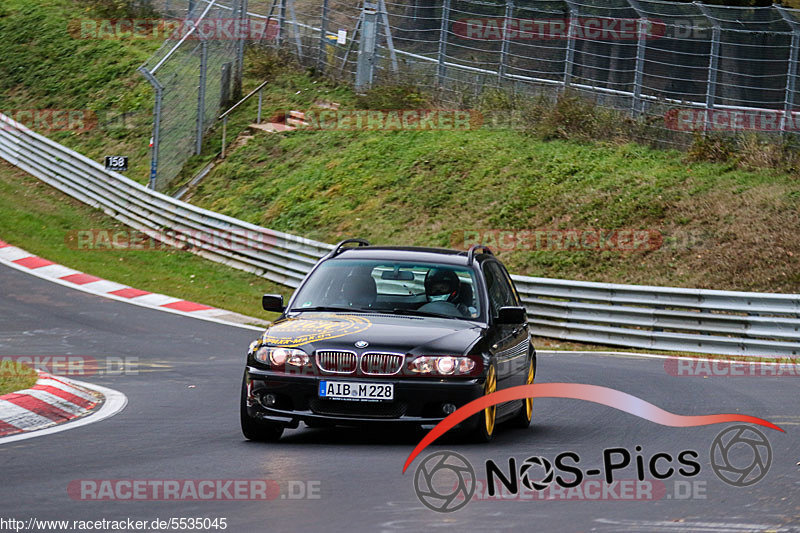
top-left (355, 340), bottom-right (369, 348)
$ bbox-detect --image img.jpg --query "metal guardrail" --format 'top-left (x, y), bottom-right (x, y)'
top-left (0, 111), bottom-right (798, 356)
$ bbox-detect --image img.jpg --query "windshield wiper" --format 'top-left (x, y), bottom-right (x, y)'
top-left (390, 308), bottom-right (457, 319)
top-left (290, 306), bottom-right (374, 313)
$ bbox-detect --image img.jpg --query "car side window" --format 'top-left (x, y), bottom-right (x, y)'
top-left (498, 264), bottom-right (521, 306)
top-left (484, 262), bottom-right (514, 316)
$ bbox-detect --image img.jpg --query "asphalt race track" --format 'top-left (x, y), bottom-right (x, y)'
top-left (1, 262), bottom-right (798, 532)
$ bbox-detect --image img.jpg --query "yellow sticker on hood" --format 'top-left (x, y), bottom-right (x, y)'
top-left (262, 313), bottom-right (372, 348)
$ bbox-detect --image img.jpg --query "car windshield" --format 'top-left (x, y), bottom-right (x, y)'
top-left (290, 259), bottom-right (482, 320)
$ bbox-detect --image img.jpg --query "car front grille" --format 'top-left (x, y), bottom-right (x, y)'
top-left (309, 399), bottom-right (407, 419)
top-left (316, 350), bottom-right (357, 374)
top-left (360, 353), bottom-right (404, 375)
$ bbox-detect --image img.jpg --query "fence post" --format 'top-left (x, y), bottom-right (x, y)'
top-left (776, 5), bottom-right (799, 134)
top-left (437, 0), bottom-right (451, 87)
top-left (220, 62), bottom-right (232, 109)
top-left (233, 0), bottom-right (249, 102)
top-left (563, 0), bottom-right (579, 89)
top-left (356, 3), bottom-right (379, 91)
top-left (288, 0), bottom-right (304, 60)
top-left (317, 0), bottom-right (329, 73)
top-left (627, 0), bottom-right (647, 116)
top-left (498, 0), bottom-right (514, 81)
top-left (379, 0), bottom-right (399, 73)
top-left (695, 3), bottom-right (720, 132)
top-left (195, 39), bottom-right (208, 155)
top-left (138, 67), bottom-right (163, 190)
top-left (278, 0), bottom-right (286, 45)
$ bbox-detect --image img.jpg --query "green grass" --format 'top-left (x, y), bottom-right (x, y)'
top-left (0, 362), bottom-right (37, 396)
top-left (0, 160), bottom-right (290, 321)
top-left (0, 0), bottom-right (162, 183)
top-left (186, 72), bottom-right (800, 293)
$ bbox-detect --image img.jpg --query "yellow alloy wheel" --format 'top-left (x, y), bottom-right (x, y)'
top-left (524, 359), bottom-right (535, 420)
top-left (484, 365), bottom-right (497, 435)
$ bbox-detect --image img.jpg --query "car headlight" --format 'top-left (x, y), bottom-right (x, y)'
top-left (408, 356), bottom-right (477, 376)
top-left (254, 346), bottom-right (310, 368)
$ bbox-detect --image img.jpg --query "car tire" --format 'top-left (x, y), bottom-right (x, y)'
top-left (240, 376), bottom-right (284, 442)
top-left (467, 363), bottom-right (497, 443)
top-left (511, 356), bottom-right (535, 429)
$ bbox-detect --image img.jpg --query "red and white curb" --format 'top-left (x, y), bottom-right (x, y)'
top-left (0, 239), bottom-right (265, 332)
top-left (0, 371), bottom-right (127, 445)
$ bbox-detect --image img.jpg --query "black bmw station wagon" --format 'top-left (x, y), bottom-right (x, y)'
top-left (241, 240), bottom-right (535, 442)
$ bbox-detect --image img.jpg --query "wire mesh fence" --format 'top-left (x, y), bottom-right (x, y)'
top-left (140, 0), bottom-right (800, 189)
top-left (248, 0), bottom-right (800, 148)
top-left (139, 0), bottom-right (247, 191)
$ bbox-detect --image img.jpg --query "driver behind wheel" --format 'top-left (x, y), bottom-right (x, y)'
top-left (424, 269), bottom-right (460, 303)
top-left (421, 269), bottom-right (475, 318)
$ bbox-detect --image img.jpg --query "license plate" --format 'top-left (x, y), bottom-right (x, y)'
top-left (318, 380), bottom-right (394, 401)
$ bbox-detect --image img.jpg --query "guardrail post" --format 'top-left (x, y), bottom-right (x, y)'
top-left (498, 0), bottom-right (513, 81)
top-left (138, 67), bottom-right (163, 190)
top-left (317, 0), bottom-right (330, 73)
top-left (195, 39), bottom-right (208, 155)
top-left (437, 0), bottom-right (451, 87)
top-left (775, 5), bottom-right (799, 135)
top-left (355, 2), bottom-right (379, 92)
top-left (694, 3), bottom-right (720, 132)
top-left (563, 0), bottom-right (579, 89)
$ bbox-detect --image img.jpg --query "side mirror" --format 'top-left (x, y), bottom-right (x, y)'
top-left (262, 294), bottom-right (285, 313)
top-left (497, 306), bottom-right (527, 325)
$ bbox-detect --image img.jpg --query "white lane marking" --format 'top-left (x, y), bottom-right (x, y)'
top-left (594, 518), bottom-right (792, 532)
top-left (0, 399), bottom-right (56, 429)
top-left (0, 257), bottom-right (262, 331)
top-left (0, 247), bottom-right (31, 261)
top-left (0, 379), bottom-right (127, 445)
top-left (18, 389), bottom-right (86, 416)
top-left (36, 378), bottom-right (97, 402)
top-left (33, 264), bottom-right (80, 278)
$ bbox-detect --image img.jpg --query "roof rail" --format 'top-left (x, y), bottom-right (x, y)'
top-left (328, 238), bottom-right (371, 258)
top-left (467, 244), bottom-right (493, 265)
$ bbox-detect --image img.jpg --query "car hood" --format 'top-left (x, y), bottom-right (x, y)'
top-left (260, 312), bottom-right (484, 355)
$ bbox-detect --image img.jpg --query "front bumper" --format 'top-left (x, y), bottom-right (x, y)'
top-left (245, 366), bottom-right (484, 427)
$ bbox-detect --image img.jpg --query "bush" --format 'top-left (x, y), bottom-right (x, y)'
top-left (84, 0), bottom-right (157, 17)
top-left (355, 84), bottom-right (429, 110)
top-left (246, 47), bottom-right (299, 81)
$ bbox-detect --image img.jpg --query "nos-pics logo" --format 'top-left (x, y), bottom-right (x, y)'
top-left (413, 425), bottom-right (772, 513)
